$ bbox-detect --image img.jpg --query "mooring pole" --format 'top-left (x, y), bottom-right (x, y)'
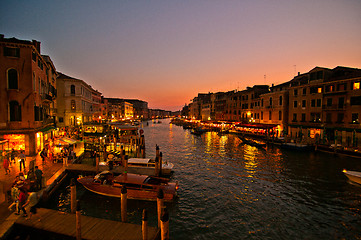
top-left (159, 152), bottom-right (163, 176)
top-left (121, 185), bottom-right (127, 222)
top-left (76, 200), bottom-right (81, 240)
top-left (161, 207), bottom-right (169, 240)
top-left (157, 189), bottom-right (164, 228)
top-left (142, 209), bottom-right (148, 240)
top-left (70, 178), bottom-right (77, 213)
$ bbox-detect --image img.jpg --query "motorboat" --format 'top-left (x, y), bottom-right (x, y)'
top-left (77, 171), bottom-right (178, 202)
top-left (343, 169), bottom-right (361, 185)
top-left (280, 142), bottom-right (312, 151)
top-left (128, 158), bottom-right (174, 176)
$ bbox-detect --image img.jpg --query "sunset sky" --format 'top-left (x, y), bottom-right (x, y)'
top-left (1, 0), bottom-right (361, 111)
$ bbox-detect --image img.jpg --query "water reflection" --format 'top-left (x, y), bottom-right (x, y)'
top-left (50, 119), bottom-right (361, 240)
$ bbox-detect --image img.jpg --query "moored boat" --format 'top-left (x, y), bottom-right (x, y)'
top-left (128, 158), bottom-right (174, 176)
top-left (77, 171), bottom-right (178, 202)
top-left (238, 135), bottom-right (266, 148)
top-left (343, 169), bottom-right (361, 185)
top-left (281, 142), bottom-right (312, 151)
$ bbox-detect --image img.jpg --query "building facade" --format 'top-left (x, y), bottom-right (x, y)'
top-left (56, 72), bottom-right (101, 127)
top-left (0, 35), bottom-right (57, 155)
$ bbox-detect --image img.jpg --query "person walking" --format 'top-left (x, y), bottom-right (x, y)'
top-left (34, 166), bottom-right (43, 190)
top-left (10, 148), bottom-right (16, 164)
top-left (16, 188), bottom-right (28, 217)
top-left (40, 148), bottom-right (47, 164)
top-left (23, 190), bottom-right (41, 221)
top-left (18, 150), bottom-right (26, 172)
top-left (3, 156), bottom-right (10, 175)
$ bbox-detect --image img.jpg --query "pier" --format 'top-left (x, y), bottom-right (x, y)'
top-left (13, 208), bottom-right (159, 240)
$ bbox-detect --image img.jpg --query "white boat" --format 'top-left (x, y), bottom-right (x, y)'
top-left (128, 158), bottom-right (174, 176)
top-left (343, 170), bottom-right (361, 185)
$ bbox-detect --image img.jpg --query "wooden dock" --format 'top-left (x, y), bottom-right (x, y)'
top-left (15, 208), bottom-right (159, 240)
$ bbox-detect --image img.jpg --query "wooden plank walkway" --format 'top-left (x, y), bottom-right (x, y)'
top-left (15, 208), bottom-right (159, 240)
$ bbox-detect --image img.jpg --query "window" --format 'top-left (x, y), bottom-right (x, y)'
top-left (302, 88), bottom-right (307, 95)
top-left (311, 99), bottom-right (316, 107)
top-left (32, 52), bottom-right (37, 62)
top-left (279, 96), bottom-right (283, 106)
top-left (269, 111), bottom-right (272, 120)
top-left (292, 113), bottom-right (297, 122)
top-left (293, 101), bottom-right (297, 108)
top-left (70, 85), bottom-right (76, 95)
top-left (350, 96), bottom-right (361, 106)
top-left (353, 82), bottom-right (360, 90)
top-left (34, 105), bottom-right (40, 121)
top-left (337, 113), bottom-right (344, 123)
top-left (338, 97), bottom-right (344, 109)
top-left (7, 69), bottom-right (18, 89)
top-left (261, 111), bottom-right (263, 120)
top-left (302, 100), bottom-right (306, 108)
top-left (351, 113), bottom-right (359, 124)
top-left (301, 113), bottom-right (306, 122)
top-left (326, 113), bottom-right (332, 123)
top-left (3, 47), bottom-right (20, 57)
top-left (337, 83), bottom-right (346, 91)
top-left (9, 101), bottom-right (21, 121)
top-left (59, 117), bottom-right (64, 123)
top-left (317, 99), bottom-right (321, 107)
top-left (269, 97), bottom-right (272, 106)
top-left (327, 98), bottom-right (332, 107)
top-left (279, 111), bottom-right (282, 120)
top-left (294, 89), bottom-right (298, 96)
top-left (317, 87), bottom-right (322, 93)
top-left (71, 100), bottom-right (76, 111)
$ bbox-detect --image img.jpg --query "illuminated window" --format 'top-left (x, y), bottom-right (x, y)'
top-left (71, 100), bottom-right (76, 111)
top-left (317, 87), bottom-right (322, 93)
top-left (353, 82), bottom-right (360, 90)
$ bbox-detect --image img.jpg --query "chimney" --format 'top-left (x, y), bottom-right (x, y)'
top-left (298, 72), bottom-right (300, 76)
top-left (32, 40), bottom-right (41, 53)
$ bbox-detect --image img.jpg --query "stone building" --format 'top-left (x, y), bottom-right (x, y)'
top-left (0, 35), bottom-right (57, 155)
top-left (56, 72), bottom-right (101, 127)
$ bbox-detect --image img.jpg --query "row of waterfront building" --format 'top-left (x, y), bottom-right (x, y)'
top-left (0, 35), bottom-right (173, 155)
top-left (183, 66), bottom-right (361, 149)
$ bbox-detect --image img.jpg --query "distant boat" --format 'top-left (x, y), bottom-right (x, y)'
top-left (190, 127), bottom-right (206, 136)
top-left (281, 142), bottom-right (312, 151)
top-left (238, 135), bottom-right (266, 148)
top-left (343, 170), bottom-right (361, 185)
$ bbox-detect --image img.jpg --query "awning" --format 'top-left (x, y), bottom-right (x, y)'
top-left (235, 123), bottom-right (278, 129)
top-left (39, 125), bottom-right (55, 133)
top-left (55, 137), bottom-right (78, 145)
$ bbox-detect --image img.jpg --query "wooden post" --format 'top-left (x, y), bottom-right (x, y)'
top-left (154, 157), bottom-right (159, 176)
top-left (124, 155), bottom-right (128, 174)
top-left (156, 145), bottom-right (160, 159)
top-left (142, 209), bottom-right (148, 240)
top-left (96, 155), bottom-right (99, 173)
top-left (70, 178), bottom-right (77, 213)
top-left (161, 207), bottom-right (169, 240)
top-left (121, 185), bottom-right (127, 222)
top-left (157, 189), bottom-right (164, 228)
top-left (76, 200), bottom-right (81, 240)
top-left (159, 152), bottom-right (163, 176)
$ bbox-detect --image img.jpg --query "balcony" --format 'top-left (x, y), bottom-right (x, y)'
top-left (322, 104), bottom-right (345, 110)
top-left (41, 93), bottom-right (54, 102)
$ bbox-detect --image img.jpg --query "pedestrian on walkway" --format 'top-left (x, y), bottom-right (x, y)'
top-left (16, 188), bottom-right (28, 217)
top-left (40, 147), bottom-right (47, 164)
top-left (10, 148), bottom-right (16, 164)
top-left (3, 156), bottom-right (10, 174)
top-left (18, 150), bottom-right (26, 172)
top-left (23, 190), bottom-right (41, 221)
top-left (34, 166), bottom-right (43, 190)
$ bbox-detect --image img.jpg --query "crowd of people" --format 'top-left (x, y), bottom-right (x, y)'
top-left (8, 171), bottom-right (42, 221)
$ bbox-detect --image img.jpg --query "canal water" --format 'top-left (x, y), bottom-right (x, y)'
top-left (51, 119), bottom-right (361, 239)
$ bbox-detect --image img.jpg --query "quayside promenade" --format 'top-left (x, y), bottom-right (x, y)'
top-left (0, 142), bottom-right (84, 239)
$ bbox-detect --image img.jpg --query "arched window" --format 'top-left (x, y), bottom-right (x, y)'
top-left (9, 101), bottom-right (21, 121)
top-left (70, 85), bottom-right (75, 95)
top-left (8, 69), bottom-right (18, 89)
